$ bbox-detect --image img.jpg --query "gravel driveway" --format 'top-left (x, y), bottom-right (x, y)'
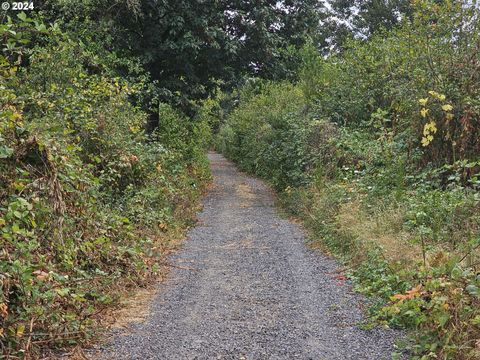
top-left (94, 152), bottom-right (400, 360)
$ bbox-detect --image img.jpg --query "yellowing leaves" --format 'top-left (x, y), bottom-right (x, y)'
top-left (11, 181), bottom-right (25, 191)
top-left (418, 98), bottom-right (428, 106)
top-left (0, 303), bottom-right (8, 338)
top-left (418, 91), bottom-right (453, 146)
top-left (33, 270), bottom-right (49, 282)
top-left (428, 90), bottom-right (446, 101)
top-left (420, 108), bottom-right (429, 118)
top-left (129, 125), bottom-right (140, 134)
top-left (159, 223), bottom-right (168, 231)
top-left (391, 284), bottom-right (423, 302)
top-left (423, 121), bottom-right (437, 135)
top-left (12, 110), bottom-right (23, 121)
top-left (422, 121), bottom-right (437, 147)
top-left (421, 135), bottom-right (434, 147)
top-left (16, 325), bottom-right (25, 338)
top-left (0, 303), bottom-right (8, 318)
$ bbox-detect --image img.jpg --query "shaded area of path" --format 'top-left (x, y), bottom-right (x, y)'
top-left (94, 152), bottom-right (400, 359)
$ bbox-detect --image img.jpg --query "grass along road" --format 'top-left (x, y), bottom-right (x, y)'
top-left (92, 152), bottom-right (401, 359)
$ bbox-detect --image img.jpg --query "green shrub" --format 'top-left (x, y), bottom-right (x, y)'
top-left (217, 81), bottom-right (311, 190)
top-left (215, 2), bottom-right (480, 358)
top-left (1, 15), bottom-right (210, 358)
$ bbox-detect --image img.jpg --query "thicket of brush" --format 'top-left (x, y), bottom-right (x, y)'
top-left (216, 2), bottom-right (480, 358)
top-left (0, 14), bottom-right (211, 358)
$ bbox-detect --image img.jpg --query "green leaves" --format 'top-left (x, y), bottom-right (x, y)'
top-left (55, 288), bottom-right (71, 297)
top-left (215, 3), bottom-right (480, 358)
top-left (17, 12), bottom-right (27, 22)
top-left (0, 145), bottom-right (13, 159)
top-left (466, 285), bottom-right (479, 297)
top-left (0, 15), bottom-right (211, 357)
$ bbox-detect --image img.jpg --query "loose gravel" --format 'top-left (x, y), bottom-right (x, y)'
top-left (94, 152), bottom-right (401, 360)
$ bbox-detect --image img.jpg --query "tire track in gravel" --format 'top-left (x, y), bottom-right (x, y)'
top-left (93, 152), bottom-right (400, 360)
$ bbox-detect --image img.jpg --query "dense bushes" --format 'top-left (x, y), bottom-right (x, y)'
top-left (1, 14), bottom-right (210, 358)
top-left (216, 1), bottom-right (480, 358)
top-left (218, 81), bottom-right (310, 190)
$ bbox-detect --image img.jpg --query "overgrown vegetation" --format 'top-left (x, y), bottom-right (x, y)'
top-left (217, 1), bottom-right (480, 358)
top-left (2, 1), bottom-right (329, 357)
top-left (3, 0), bottom-right (480, 358)
top-left (0, 12), bottom-right (212, 358)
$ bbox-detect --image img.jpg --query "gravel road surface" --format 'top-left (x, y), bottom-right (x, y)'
top-left (94, 152), bottom-right (400, 359)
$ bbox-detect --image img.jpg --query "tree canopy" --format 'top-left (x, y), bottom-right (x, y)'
top-left (37, 0), bottom-right (321, 116)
